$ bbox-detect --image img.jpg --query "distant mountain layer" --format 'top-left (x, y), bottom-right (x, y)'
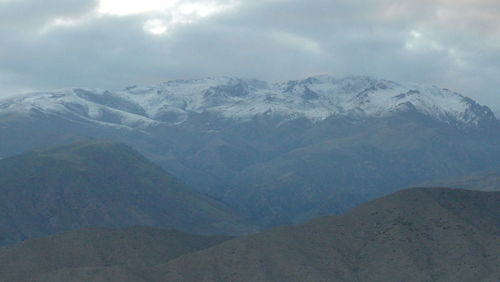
top-left (1, 75), bottom-right (499, 227)
top-left (0, 141), bottom-right (255, 244)
top-left (2, 188), bottom-right (498, 282)
top-left (0, 226), bottom-right (230, 282)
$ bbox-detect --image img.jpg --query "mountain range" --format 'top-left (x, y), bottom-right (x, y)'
top-left (2, 75), bottom-right (495, 127)
top-left (1, 75), bottom-right (499, 226)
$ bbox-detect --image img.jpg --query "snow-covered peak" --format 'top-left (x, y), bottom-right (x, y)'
top-left (0, 75), bottom-right (496, 129)
top-left (0, 88), bottom-right (159, 129)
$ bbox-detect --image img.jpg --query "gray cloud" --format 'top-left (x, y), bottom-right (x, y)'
top-left (0, 0), bottom-right (499, 111)
top-left (0, 0), bottom-right (97, 30)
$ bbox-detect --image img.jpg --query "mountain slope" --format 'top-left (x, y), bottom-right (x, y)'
top-left (0, 141), bottom-right (255, 244)
top-left (1, 75), bottom-right (499, 227)
top-left (226, 110), bottom-right (500, 225)
top-left (0, 226), bottom-right (230, 282)
top-left (156, 188), bottom-right (500, 282)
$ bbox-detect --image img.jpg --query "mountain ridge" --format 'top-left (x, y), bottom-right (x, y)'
top-left (1, 75), bottom-right (497, 130)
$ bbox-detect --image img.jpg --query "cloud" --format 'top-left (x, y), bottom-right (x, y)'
top-left (0, 0), bottom-right (97, 30)
top-left (0, 0), bottom-right (499, 110)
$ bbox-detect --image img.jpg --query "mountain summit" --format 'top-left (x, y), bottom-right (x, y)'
top-left (0, 75), bottom-right (496, 129)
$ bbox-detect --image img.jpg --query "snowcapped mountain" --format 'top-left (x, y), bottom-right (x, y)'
top-left (0, 75), bottom-right (496, 129)
top-left (1, 75), bottom-right (500, 227)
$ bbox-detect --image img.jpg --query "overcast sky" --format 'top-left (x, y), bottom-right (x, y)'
top-left (0, 0), bottom-right (499, 111)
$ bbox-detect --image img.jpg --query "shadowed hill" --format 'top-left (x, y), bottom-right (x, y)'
top-left (0, 141), bottom-right (256, 244)
top-left (8, 187), bottom-right (498, 282)
top-left (0, 226), bottom-right (231, 282)
top-left (155, 188), bottom-right (500, 282)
